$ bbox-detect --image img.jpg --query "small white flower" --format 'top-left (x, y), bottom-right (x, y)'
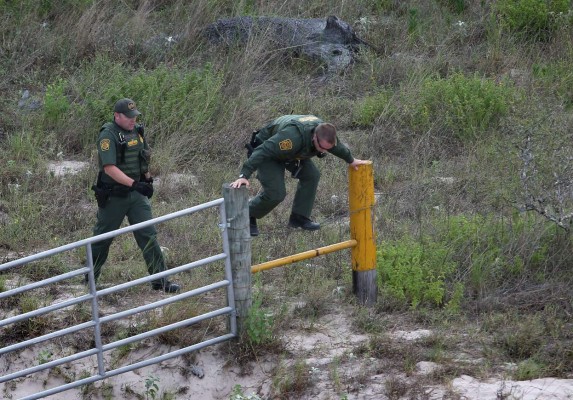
top-left (309, 366), bottom-right (320, 375)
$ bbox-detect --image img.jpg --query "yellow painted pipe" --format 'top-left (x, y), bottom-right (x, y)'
top-left (349, 161), bottom-right (376, 272)
top-left (251, 240), bottom-right (357, 273)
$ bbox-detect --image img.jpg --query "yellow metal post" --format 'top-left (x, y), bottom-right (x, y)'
top-left (349, 161), bottom-right (377, 305)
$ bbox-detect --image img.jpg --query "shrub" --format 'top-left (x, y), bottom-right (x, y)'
top-left (245, 291), bottom-right (275, 346)
top-left (411, 72), bottom-right (512, 142)
top-left (377, 236), bottom-right (456, 309)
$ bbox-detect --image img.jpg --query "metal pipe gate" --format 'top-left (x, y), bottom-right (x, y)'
top-left (0, 198), bottom-right (237, 400)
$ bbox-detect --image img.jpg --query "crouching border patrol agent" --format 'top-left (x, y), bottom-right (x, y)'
top-left (230, 114), bottom-right (369, 237)
top-left (88, 98), bottom-right (180, 293)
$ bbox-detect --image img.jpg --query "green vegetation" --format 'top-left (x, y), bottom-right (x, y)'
top-left (244, 281), bottom-right (276, 346)
top-left (494, 0), bottom-right (572, 38)
top-left (144, 375), bottom-right (160, 400)
top-left (377, 236), bottom-right (456, 309)
top-left (1, 0), bottom-right (573, 398)
top-left (412, 73), bottom-right (514, 141)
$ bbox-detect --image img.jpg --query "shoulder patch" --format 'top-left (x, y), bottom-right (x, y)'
top-left (100, 138), bottom-right (110, 151)
top-left (298, 116), bottom-right (319, 122)
top-left (279, 139), bottom-right (293, 151)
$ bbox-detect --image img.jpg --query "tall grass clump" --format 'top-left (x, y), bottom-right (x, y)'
top-left (409, 72), bottom-right (513, 142)
top-left (351, 90), bottom-right (394, 127)
top-left (437, 0), bottom-right (466, 14)
top-left (532, 61), bottom-right (573, 108)
top-left (494, 0), bottom-right (572, 40)
top-left (436, 213), bottom-right (553, 300)
top-left (65, 56), bottom-right (225, 155)
top-left (0, 0), bottom-right (93, 20)
top-left (43, 78), bottom-right (71, 129)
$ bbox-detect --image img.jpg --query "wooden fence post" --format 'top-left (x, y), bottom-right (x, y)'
top-left (349, 161), bottom-right (377, 306)
top-left (223, 184), bottom-right (252, 336)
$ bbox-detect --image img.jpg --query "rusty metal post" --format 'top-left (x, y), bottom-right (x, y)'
top-left (349, 161), bottom-right (377, 305)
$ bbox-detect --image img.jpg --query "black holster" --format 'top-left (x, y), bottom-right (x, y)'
top-left (91, 172), bottom-right (112, 208)
top-left (286, 160), bottom-right (303, 178)
top-left (245, 130), bottom-right (261, 158)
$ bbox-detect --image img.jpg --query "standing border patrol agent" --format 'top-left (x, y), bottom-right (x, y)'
top-left (230, 114), bottom-right (369, 236)
top-left (89, 98), bottom-right (180, 293)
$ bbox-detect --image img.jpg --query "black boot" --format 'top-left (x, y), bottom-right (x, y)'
top-left (250, 217), bottom-right (259, 237)
top-left (151, 279), bottom-right (181, 293)
top-left (288, 213), bottom-right (320, 231)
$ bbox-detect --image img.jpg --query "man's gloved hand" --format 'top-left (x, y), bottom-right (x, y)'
top-left (140, 174), bottom-right (153, 184)
top-left (131, 181), bottom-right (154, 198)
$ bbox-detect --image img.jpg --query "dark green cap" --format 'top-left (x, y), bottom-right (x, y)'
top-left (114, 98), bottom-right (141, 118)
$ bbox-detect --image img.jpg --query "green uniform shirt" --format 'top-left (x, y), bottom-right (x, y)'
top-left (240, 115), bottom-right (354, 179)
top-left (97, 122), bottom-right (149, 185)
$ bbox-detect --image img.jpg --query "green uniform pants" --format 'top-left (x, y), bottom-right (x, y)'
top-left (249, 158), bottom-right (320, 219)
top-left (90, 191), bottom-right (166, 282)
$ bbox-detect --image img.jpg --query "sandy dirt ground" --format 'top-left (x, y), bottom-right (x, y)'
top-left (2, 302), bottom-right (573, 400)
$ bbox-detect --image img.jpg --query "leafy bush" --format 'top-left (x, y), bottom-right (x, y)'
top-left (411, 73), bottom-right (513, 141)
top-left (494, 0), bottom-right (571, 39)
top-left (245, 291), bottom-right (274, 346)
top-left (377, 236), bottom-right (456, 309)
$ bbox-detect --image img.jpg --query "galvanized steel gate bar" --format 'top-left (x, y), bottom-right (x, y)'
top-left (0, 198), bottom-right (237, 400)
